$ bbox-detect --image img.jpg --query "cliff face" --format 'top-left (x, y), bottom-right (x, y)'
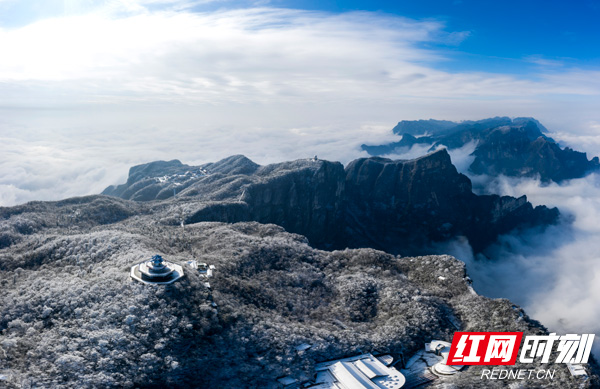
top-left (103, 151), bottom-right (558, 255)
top-left (362, 117), bottom-right (600, 182)
top-left (343, 150), bottom-right (558, 253)
top-left (343, 151), bottom-right (472, 252)
top-left (244, 159), bottom-right (346, 248)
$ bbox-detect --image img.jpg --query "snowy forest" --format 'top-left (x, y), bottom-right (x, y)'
top-left (1, 194), bottom-right (596, 387)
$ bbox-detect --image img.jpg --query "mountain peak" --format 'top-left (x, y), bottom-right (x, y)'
top-left (202, 155), bottom-right (259, 175)
top-left (392, 118), bottom-right (456, 135)
top-left (128, 159), bottom-right (185, 182)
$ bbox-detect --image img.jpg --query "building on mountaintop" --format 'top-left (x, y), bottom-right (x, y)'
top-left (130, 255), bottom-right (184, 285)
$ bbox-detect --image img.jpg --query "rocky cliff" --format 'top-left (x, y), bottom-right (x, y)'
top-left (102, 151), bottom-right (558, 255)
top-left (344, 150), bottom-right (557, 253)
top-left (243, 159), bottom-right (346, 248)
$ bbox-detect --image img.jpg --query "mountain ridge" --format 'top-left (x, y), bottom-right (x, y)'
top-left (101, 150), bottom-right (558, 255)
top-left (362, 117), bottom-right (599, 182)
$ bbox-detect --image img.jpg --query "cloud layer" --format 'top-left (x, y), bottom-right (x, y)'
top-left (2, 6), bottom-right (600, 109)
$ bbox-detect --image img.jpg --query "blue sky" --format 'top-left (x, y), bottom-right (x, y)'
top-left (276, 0), bottom-right (600, 74)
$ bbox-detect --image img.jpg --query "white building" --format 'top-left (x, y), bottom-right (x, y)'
top-left (130, 255), bottom-right (184, 285)
top-left (399, 340), bottom-right (464, 387)
top-left (425, 340), bottom-right (464, 376)
top-left (187, 260), bottom-right (215, 277)
top-left (309, 353), bottom-right (406, 389)
top-left (567, 363), bottom-right (588, 377)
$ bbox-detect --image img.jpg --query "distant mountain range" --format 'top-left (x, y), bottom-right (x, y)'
top-left (103, 151), bottom-right (558, 255)
top-left (362, 117), bottom-right (599, 182)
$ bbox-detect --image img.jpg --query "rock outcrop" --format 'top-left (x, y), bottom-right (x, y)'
top-left (343, 150), bottom-right (557, 253)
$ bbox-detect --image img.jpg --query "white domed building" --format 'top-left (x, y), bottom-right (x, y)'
top-left (130, 255), bottom-right (184, 285)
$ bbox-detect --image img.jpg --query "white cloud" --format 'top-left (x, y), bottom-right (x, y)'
top-left (1, 6), bottom-right (599, 105)
top-left (524, 55), bottom-right (565, 68)
top-left (0, 8), bottom-right (447, 103)
top-left (546, 121), bottom-right (600, 157)
top-left (380, 140), bottom-right (477, 175)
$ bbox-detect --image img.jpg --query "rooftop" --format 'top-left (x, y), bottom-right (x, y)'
top-left (567, 363), bottom-right (588, 377)
top-left (310, 353), bottom-right (405, 389)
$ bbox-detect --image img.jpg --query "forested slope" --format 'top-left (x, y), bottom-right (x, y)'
top-left (0, 201), bottom-right (596, 387)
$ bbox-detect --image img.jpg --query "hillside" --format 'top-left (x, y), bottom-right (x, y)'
top-left (1, 202), bottom-right (597, 387)
top-left (0, 152), bottom-right (587, 388)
